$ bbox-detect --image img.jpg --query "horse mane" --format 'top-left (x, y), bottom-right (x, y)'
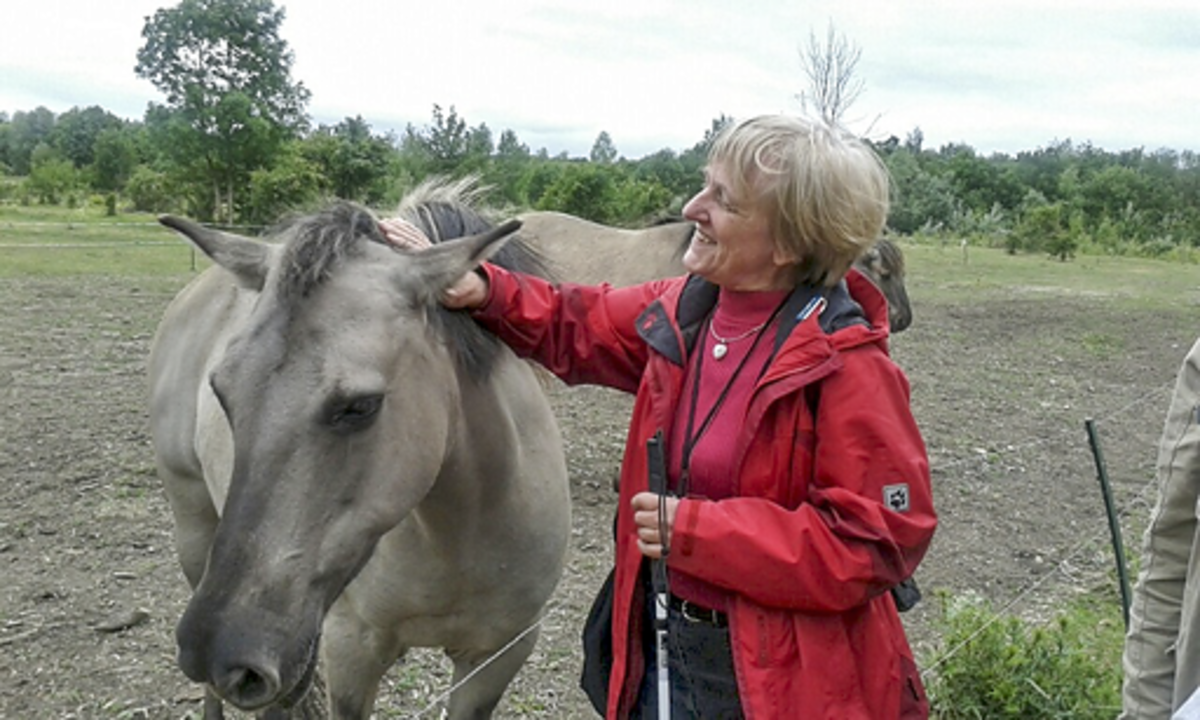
top-left (396, 176), bottom-right (551, 278)
top-left (274, 202), bottom-right (380, 301)
top-left (269, 178), bottom-right (548, 382)
top-left (395, 177), bottom-right (554, 381)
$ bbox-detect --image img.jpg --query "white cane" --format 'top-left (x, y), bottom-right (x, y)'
top-left (654, 588), bottom-right (669, 720)
top-left (647, 432), bottom-right (671, 720)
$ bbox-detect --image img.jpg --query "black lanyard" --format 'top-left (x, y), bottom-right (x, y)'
top-left (676, 298), bottom-right (787, 496)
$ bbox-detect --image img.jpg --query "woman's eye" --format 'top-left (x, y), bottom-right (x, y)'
top-left (712, 186), bottom-right (739, 213)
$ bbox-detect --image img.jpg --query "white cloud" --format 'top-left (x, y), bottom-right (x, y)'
top-left (1, 0), bottom-right (1197, 158)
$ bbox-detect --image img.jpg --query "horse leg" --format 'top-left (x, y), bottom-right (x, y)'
top-left (202, 687), bottom-right (225, 719)
top-left (161, 470), bottom-right (224, 719)
top-left (443, 627), bottom-right (541, 720)
top-left (319, 603), bottom-right (405, 719)
top-left (160, 466), bottom-right (219, 585)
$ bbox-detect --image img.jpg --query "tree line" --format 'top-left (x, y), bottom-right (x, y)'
top-left (0, 100), bottom-right (717, 225)
top-left (0, 0), bottom-right (1197, 260)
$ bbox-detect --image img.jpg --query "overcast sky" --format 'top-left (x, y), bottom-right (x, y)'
top-left (3, 0), bottom-right (1198, 159)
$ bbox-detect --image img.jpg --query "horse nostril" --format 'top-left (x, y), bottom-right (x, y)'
top-left (216, 664), bottom-right (281, 710)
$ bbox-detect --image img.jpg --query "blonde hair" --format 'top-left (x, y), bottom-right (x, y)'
top-left (708, 115), bottom-right (890, 287)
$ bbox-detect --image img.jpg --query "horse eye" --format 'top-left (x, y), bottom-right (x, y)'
top-left (327, 394), bottom-right (384, 433)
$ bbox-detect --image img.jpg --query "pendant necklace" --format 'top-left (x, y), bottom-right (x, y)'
top-left (676, 297), bottom-right (787, 496)
top-left (708, 319), bottom-right (769, 360)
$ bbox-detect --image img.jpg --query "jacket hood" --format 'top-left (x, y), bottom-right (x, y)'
top-left (634, 267), bottom-right (890, 370)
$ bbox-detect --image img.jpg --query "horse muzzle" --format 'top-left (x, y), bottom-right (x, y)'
top-left (176, 599), bottom-right (322, 712)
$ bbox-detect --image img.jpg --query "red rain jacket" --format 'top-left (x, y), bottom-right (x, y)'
top-left (473, 266), bottom-right (936, 719)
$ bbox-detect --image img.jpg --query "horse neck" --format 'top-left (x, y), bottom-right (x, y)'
top-left (647, 224), bottom-right (689, 276)
top-left (410, 358), bottom-right (525, 528)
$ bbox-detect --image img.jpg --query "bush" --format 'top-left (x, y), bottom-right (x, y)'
top-left (1139, 237), bottom-right (1178, 258)
top-left (923, 591), bottom-right (1122, 719)
top-left (126, 166), bottom-right (174, 214)
top-left (0, 176), bottom-right (20, 203)
top-left (534, 163), bottom-right (673, 226)
top-left (27, 157), bottom-right (78, 205)
top-left (245, 152), bottom-right (324, 225)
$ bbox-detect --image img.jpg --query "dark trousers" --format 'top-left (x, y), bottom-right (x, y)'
top-left (633, 595), bottom-right (744, 719)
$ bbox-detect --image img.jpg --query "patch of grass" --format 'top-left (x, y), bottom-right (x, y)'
top-left (922, 590), bottom-right (1123, 719)
top-left (901, 241), bottom-right (1200, 314)
top-left (504, 693), bottom-right (550, 715)
top-left (1081, 332), bottom-right (1126, 359)
top-left (0, 201), bottom-right (163, 232)
top-left (0, 203), bottom-right (210, 277)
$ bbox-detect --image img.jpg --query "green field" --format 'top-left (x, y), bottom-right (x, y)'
top-left (902, 239), bottom-right (1200, 312)
top-left (0, 204), bottom-right (210, 277)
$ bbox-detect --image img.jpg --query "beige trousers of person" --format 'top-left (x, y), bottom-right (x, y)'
top-left (1123, 338), bottom-right (1200, 719)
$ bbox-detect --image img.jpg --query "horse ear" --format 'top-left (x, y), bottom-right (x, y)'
top-left (409, 219), bottom-right (522, 294)
top-left (159, 215), bottom-right (272, 291)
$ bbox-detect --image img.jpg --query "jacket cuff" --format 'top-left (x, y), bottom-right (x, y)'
top-left (670, 498), bottom-right (701, 560)
top-left (470, 262), bottom-right (503, 317)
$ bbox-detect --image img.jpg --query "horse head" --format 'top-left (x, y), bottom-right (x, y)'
top-left (157, 204), bottom-right (520, 712)
top-left (854, 237), bottom-right (911, 333)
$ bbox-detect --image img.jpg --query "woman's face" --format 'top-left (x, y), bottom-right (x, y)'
top-left (681, 163), bottom-right (796, 291)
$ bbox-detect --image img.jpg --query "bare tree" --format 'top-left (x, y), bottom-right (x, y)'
top-left (797, 23), bottom-right (865, 126)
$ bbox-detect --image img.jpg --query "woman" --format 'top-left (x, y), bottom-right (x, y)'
top-left (384, 115), bottom-right (936, 719)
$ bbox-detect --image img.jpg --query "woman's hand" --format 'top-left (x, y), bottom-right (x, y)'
top-left (632, 492), bottom-right (679, 560)
top-left (379, 217), bottom-right (433, 250)
top-left (379, 218), bottom-right (490, 309)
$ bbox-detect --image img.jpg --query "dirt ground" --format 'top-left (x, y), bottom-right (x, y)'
top-left (1, 269), bottom-right (1195, 719)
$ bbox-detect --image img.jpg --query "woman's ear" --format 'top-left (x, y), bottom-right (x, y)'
top-left (772, 242), bottom-right (800, 267)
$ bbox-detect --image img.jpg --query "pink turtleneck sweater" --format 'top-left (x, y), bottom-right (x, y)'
top-left (667, 288), bottom-right (789, 611)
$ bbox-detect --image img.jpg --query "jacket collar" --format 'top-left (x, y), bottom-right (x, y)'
top-left (634, 275), bottom-right (715, 366)
top-left (636, 273), bottom-right (879, 366)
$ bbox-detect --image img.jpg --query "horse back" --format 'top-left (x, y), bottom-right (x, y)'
top-left (517, 211), bottom-right (689, 287)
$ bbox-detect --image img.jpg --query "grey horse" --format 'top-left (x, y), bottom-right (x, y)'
top-left (148, 188), bottom-right (570, 719)
top-left (515, 211), bottom-right (912, 333)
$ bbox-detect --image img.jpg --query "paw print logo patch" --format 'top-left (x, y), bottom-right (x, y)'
top-left (883, 484), bottom-right (911, 513)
